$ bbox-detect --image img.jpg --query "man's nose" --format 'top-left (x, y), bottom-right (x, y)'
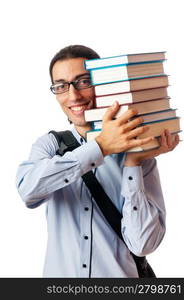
top-left (67, 84), bottom-right (82, 101)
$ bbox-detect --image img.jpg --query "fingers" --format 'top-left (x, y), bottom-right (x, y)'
top-left (126, 124), bottom-right (150, 139)
top-left (102, 102), bottom-right (180, 156)
top-left (161, 129), bottom-right (174, 148)
top-left (103, 101), bottom-right (121, 122)
top-left (166, 130), bottom-right (173, 148)
top-left (167, 131), bottom-right (180, 149)
top-left (130, 136), bottom-right (155, 147)
top-left (160, 130), bottom-right (167, 148)
top-left (103, 102), bottom-right (138, 123)
top-left (122, 116), bottom-right (144, 132)
top-left (174, 134), bottom-right (180, 145)
top-left (124, 136), bottom-right (155, 154)
top-left (159, 130), bottom-right (180, 152)
top-left (115, 108), bottom-right (139, 125)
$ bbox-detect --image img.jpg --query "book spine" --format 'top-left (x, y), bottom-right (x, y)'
top-left (92, 110), bottom-right (177, 130)
top-left (88, 59), bottom-right (165, 71)
top-left (85, 53), bottom-right (165, 69)
top-left (95, 81), bottom-right (131, 96)
top-left (86, 127), bottom-right (181, 143)
top-left (85, 54), bottom-right (128, 70)
top-left (84, 105), bottom-right (129, 122)
top-left (91, 74), bottom-right (165, 86)
top-left (96, 93), bottom-right (133, 107)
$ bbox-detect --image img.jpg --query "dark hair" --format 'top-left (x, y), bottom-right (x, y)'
top-left (49, 45), bottom-right (100, 83)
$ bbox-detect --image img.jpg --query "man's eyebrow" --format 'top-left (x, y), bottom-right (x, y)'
top-left (54, 72), bottom-right (90, 83)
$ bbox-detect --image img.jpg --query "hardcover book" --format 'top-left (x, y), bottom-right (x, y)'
top-left (95, 87), bottom-right (168, 107)
top-left (92, 109), bottom-right (177, 130)
top-left (85, 51), bottom-right (166, 70)
top-left (87, 132), bottom-right (179, 152)
top-left (83, 51), bottom-right (181, 152)
top-left (94, 75), bottom-right (169, 96)
top-left (85, 98), bottom-right (171, 122)
top-left (90, 61), bottom-right (165, 85)
top-left (86, 118), bottom-right (181, 152)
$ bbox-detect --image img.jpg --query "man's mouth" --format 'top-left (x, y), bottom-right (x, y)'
top-left (69, 103), bottom-right (92, 115)
top-left (71, 105), bottom-right (87, 111)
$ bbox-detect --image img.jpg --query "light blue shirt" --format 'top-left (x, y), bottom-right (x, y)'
top-left (16, 126), bottom-right (166, 278)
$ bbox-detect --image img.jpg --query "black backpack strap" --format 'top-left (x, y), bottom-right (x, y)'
top-left (49, 130), bottom-right (156, 278)
top-left (82, 171), bottom-right (123, 240)
top-left (49, 130), bottom-right (80, 156)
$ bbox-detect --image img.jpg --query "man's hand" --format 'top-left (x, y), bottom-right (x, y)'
top-left (124, 129), bottom-right (180, 166)
top-left (95, 101), bottom-right (180, 162)
top-left (95, 101), bottom-right (154, 156)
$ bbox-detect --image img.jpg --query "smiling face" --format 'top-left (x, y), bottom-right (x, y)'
top-left (52, 58), bottom-right (95, 134)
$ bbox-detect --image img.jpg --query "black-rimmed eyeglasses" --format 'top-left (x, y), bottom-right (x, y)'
top-left (50, 77), bottom-right (92, 94)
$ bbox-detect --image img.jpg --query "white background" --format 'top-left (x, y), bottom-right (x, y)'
top-left (0, 0), bottom-right (183, 277)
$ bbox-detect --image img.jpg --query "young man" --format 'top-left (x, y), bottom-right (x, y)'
top-left (16, 45), bottom-right (179, 277)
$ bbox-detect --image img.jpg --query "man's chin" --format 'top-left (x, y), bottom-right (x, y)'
top-left (68, 115), bottom-right (87, 127)
top-left (73, 121), bottom-right (89, 127)
top-left (72, 117), bottom-right (91, 128)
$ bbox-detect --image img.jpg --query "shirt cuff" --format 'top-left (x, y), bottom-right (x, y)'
top-left (72, 140), bottom-right (104, 174)
top-left (122, 166), bottom-right (145, 194)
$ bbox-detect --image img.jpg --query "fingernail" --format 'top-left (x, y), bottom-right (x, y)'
top-left (139, 117), bottom-right (144, 123)
top-left (165, 129), bottom-right (169, 134)
top-left (112, 101), bottom-right (118, 108)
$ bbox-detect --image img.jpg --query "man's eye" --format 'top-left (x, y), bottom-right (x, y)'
top-left (79, 78), bottom-right (91, 85)
top-left (55, 83), bottom-right (66, 91)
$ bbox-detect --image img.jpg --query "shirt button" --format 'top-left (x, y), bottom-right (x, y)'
top-left (82, 264), bottom-right (87, 268)
top-left (64, 178), bottom-right (69, 183)
top-left (128, 176), bottom-right (133, 180)
top-left (84, 236), bottom-right (88, 240)
top-left (84, 207), bottom-right (89, 211)
top-left (91, 162), bottom-right (95, 167)
top-left (133, 206), bottom-right (138, 211)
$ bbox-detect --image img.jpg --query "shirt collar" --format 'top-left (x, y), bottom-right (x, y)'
top-left (71, 126), bottom-right (86, 145)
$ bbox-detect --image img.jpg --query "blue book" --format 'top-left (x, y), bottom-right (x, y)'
top-left (89, 61), bottom-right (165, 85)
top-left (86, 117), bottom-right (181, 152)
top-left (94, 75), bottom-right (169, 97)
top-left (84, 98), bottom-right (171, 122)
top-left (85, 51), bottom-right (166, 70)
top-left (91, 109), bottom-right (177, 130)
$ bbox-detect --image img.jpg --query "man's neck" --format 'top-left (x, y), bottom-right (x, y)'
top-left (75, 124), bottom-right (92, 139)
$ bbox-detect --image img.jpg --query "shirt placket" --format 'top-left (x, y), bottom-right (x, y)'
top-left (79, 181), bottom-right (93, 277)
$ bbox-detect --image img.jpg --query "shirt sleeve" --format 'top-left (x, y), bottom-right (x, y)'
top-left (15, 133), bottom-right (104, 208)
top-left (120, 158), bottom-right (166, 256)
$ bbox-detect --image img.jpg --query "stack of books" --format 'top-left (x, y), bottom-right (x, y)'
top-left (84, 51), bottom-right (181, 152)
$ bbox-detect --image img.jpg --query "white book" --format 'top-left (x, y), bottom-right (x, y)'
top-left (90, 62), bottom-right (165, 85)
top-left (85, 51), bottom-right (166, 70)
top-left (94, 75), bottom-right (169, 96)
top-left (95, 87), bottom-right (168, 107)
top-left (85, 98), bottom-right (171, 122)
top-left (86, 118), bottom-right (181, 152)
top-left (92, 109), bottom-right (177, 130)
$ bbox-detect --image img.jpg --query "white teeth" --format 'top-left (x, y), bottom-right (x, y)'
top-left (71, 105), bottom-right (86, 111)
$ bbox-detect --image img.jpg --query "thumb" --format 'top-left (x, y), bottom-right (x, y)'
top-left (103, 101), bottom-right (120, 122)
